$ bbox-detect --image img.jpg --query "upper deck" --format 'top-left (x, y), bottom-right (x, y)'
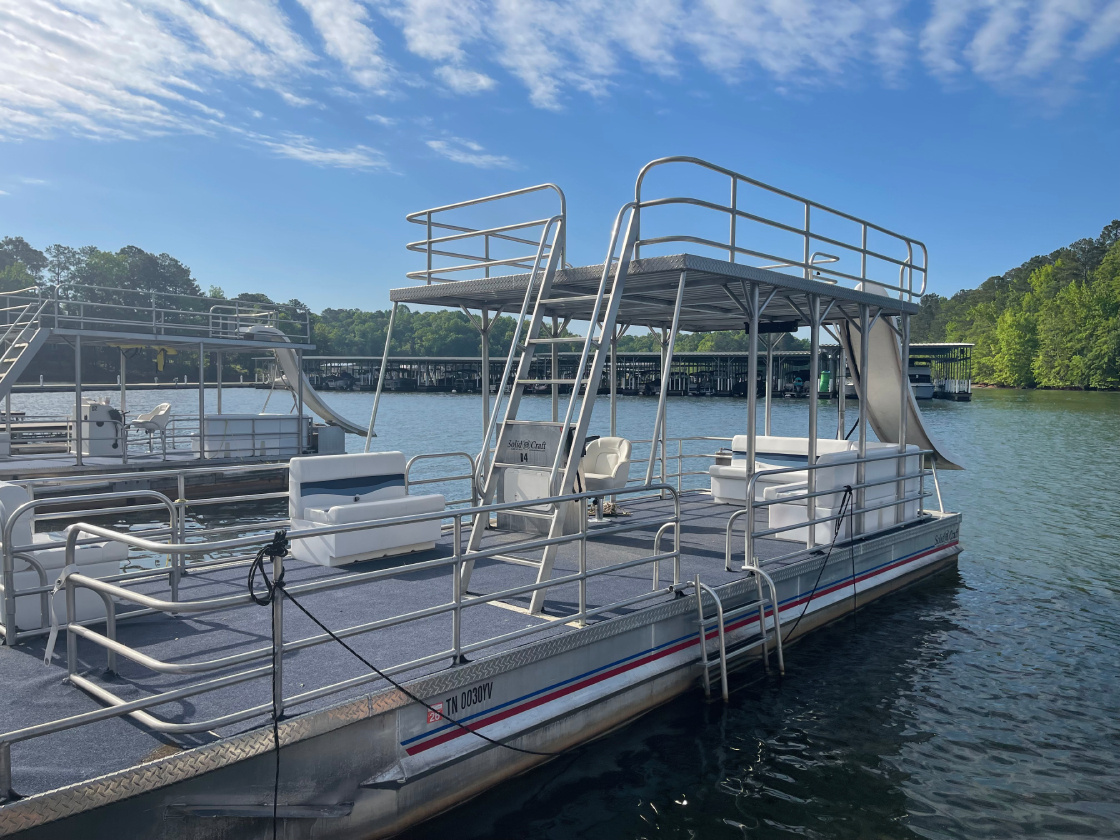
top-left (394, 155), bottom-right (927, 331)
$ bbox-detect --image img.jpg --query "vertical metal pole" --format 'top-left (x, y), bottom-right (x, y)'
top-left (480, 308), bottom-right (490, 439)
top-left (610, 331), bottom-right (618, 437)
top-left (197, 343), bottom-right (205, 460)
top-left (803, 204), bottom-right (811, 280)
top-left (366, 302), bottom-right (398, 451)
top-left (0, 741), bottom-right (11, 801)
top-left (645, 272), bottom-right (686, 485)
top-left (215, 350), bottom-right (222, 415)
top-left (452, 516), bottom-right (462, 662)
top-left (425, 212), bottom-right (433, 284)
top-left (837, 331), bottom-right (846, 439)
top-left (856, 306), bottom-right (870, 535)
top-left (729, 178), bottom-right (737, 263)
top-left (807, 295), bottom-right (820, 549)
top-left (551, 316), bottom-right (559, 422)
top-left (695, 573), bottom-right (710, 699)
top-left (74, 335), bottom-right (82, 467)
top-left (271, 551), bottom-right (284, 719)
top-left (746, 284), bottom-right (759, 497)
top-left (897, 313), bottom-right (910, 524)
top-left (296, 348), bottom-right (304, 454)
top-left (577, 500), bottom-right (587, 626)
top-left (660, 331), bottom-right (668, 490)
top-left (119, 349), bottom-right (127, 415)
top-left (764, 334), bottom-right (774, 436)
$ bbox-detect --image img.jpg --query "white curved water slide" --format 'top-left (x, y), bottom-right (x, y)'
top-left (843, 284), bottom-right (963, 470)
top-left (248, 325), bottom-right (369, 437)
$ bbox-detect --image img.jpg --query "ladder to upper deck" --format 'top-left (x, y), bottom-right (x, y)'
top-left (463, 210), bottom-right (641, 613)
top-left (404, 187), bottom-right (642, 615)
top-left (0, 295), bottom-right (50, 403)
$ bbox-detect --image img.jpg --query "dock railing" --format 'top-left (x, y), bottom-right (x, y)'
top-left (633, 156), bottom-right (928, 303)
top-left (0, 482), bottom-right (680, 797)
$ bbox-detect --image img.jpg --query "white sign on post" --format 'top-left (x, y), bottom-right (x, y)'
top-left (495, 421), bottom-right (567, 469)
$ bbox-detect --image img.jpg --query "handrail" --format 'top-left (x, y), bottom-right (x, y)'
top-left (473, 215), bottom-right (565, 495)
top-left (1, 490), bottom-right (178, 644)
top-left (726, 448), bottom-right (934, 574)
top-left (406, 184), bottom-right (566, 284)
top-left (0, 482), bottom-right (683, 788)
top-left (633, 156), bottom-right (928, 301)
top-left (405, 451), bottom-right (478, 508)
top-left (695, 577), bottom-right (728, 701)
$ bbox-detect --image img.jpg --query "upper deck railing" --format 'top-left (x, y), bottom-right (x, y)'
top-left (0, 284), bottom-right (310, 344)
top-left (406, 184), bottom-right (566, 284)
top-left (633, 156), bottom-right (928, 302)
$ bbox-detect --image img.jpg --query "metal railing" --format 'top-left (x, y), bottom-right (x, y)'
top-left (0, 285), bottom-right (310, 343)
top-left (406, 184), bottom-right (566, 283)
top-left (405, 452), bottom-right (478, 508)
top-left (633, 156), bottom-right (928, 302)
top-left (724, 449), bottom-right (935, 573)
top-left (6, 412), bottom-right (311, 462)
top-left (0, 482), bottom-right (681, 795)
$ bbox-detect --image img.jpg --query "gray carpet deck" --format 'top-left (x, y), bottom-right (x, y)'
top-left (0, 491), bottom-right (798, 798)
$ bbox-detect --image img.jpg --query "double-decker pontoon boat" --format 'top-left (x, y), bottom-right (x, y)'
top-left (0, 157), bottom-right (962, 840)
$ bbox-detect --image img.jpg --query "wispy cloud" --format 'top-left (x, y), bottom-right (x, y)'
top-left (426, 137), bottom-right (513, 168)
top-left (435, 65), bottom-right (497, 93)
top-left (1, 0), bottom-right (1117, 158)
top-left (295, 0), bottom-right (393, 91)
top-left (19, 178), bottom-right (48, 185)
top-left (0, 190), bottom-right (8, 196)
top-left (255, 133), bottom-right (389, 169)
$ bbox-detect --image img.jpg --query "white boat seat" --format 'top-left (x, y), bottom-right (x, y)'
top-left (762, 446), bottom-right (923, 542)
top-left (581, 437), bottom-right (632, 494)
top-left (289, 452), bottom-right (445, 567)
top-left (130, 403), bottom-right (172, 457)
top-left (709, 435), bottom-right (900, 504)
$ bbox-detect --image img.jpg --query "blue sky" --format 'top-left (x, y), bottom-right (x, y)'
top-left (1, 0), bottom-right (1118, 313)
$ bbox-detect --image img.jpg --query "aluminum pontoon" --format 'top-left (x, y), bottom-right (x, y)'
top-left (0, 157), bottom-right (963, 839)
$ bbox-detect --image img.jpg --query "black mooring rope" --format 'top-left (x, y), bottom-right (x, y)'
top-left (247, 530), bottom-right (566, 834)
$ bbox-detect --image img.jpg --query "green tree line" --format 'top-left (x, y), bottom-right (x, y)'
top-left (911, 221), bottom-right (1120, 389)
top-left (6, 223), bottom-right (1117, 389)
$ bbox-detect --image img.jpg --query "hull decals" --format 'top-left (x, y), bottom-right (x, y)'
top-left (403, 539), bottom-right (958, 755)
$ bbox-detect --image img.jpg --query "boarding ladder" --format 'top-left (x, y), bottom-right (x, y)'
top-left (462, 206), bottom-right (641, 614)
top-left (695, 570), bottom-right (785, 701)
top-left (0, 297), bottom-right (49, 403)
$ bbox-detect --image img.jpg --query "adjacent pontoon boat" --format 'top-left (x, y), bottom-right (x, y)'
top-left (0, 157), bottom-right (963, 839)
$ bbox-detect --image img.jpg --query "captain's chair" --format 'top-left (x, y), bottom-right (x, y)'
top-left (582, 437), bottom-right (632, 517)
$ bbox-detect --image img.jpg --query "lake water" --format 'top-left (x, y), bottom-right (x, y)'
top-left (11, 386), bottom-right (1120, 838)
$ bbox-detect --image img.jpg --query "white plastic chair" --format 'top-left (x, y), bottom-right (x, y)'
top-left (582, 437), bottom-right (632, 518)
top-left (131, 403), bottom-right (172, 458)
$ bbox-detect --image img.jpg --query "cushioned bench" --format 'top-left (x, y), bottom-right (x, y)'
top-left (709, 435), bottom-right (859, 503)
top-left (0, 482), bottom-right (128, 631)
top-left (289, 452), bottom-right (445, 567)
top-left (763, 445), bottom-right (922, 543)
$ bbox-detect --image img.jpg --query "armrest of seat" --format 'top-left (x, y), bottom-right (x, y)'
top-left (320, 494), bottom-right (445, 525)
top-left (762, 482), bottom-right (807, 502)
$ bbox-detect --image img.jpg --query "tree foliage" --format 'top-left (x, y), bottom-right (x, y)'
top-left (912, 221), bottom-right (1120, 389)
